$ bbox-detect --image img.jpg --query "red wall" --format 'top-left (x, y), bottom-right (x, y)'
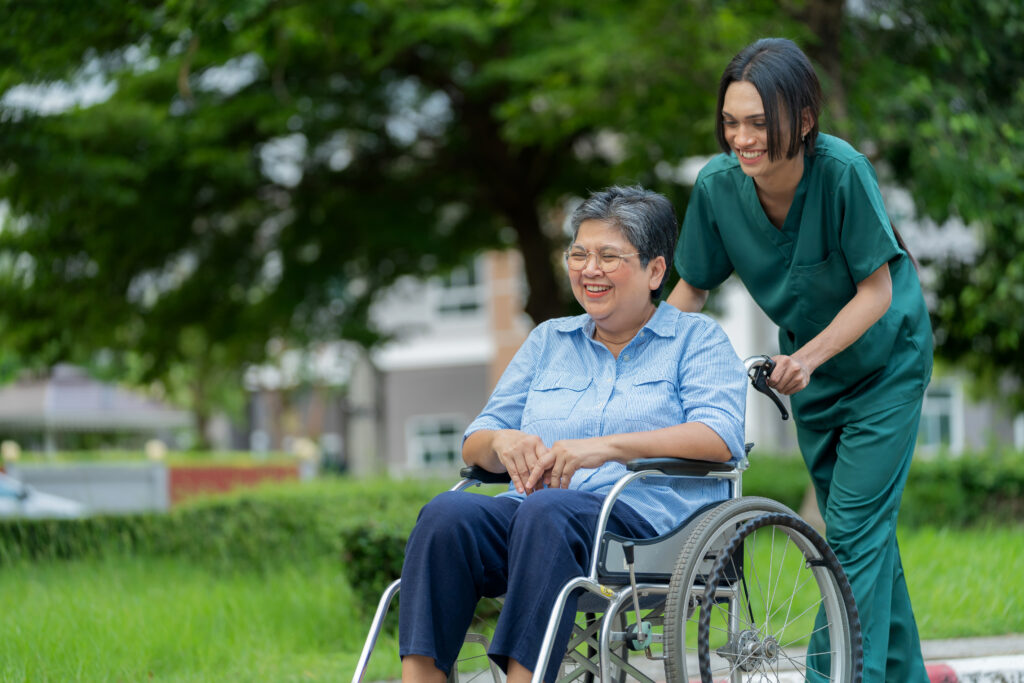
top-left (168, 465), bottom-right (299, 505)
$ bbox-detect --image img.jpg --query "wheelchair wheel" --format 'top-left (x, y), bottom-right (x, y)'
top-left (450, 598), bottom-right (505, 683)
top-left (663, 496), bottom-right (797, 682)
top-left (697, 512), bottom-right (863, 683)
top-left (449, 600), bottom-right (633, 683)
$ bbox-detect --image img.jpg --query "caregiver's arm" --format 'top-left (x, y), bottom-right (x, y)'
top-left (770, 263), bottom-right (892, 395)
top-left (666, 278), bottom-right (709, 313)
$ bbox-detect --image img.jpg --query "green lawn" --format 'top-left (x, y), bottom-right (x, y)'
top-left (0, 556), bottom-right (367, 682)
top-left (0, 525), bottom-right (1020, 682)
top-left (901, 525), bottom-right (1024, 639)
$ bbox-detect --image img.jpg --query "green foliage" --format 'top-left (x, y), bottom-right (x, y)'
top-left (0, 476), bottom-right (446, 612)
top-left (901, 450), bottom-right (1024, 528)
top-left (2, 528), bottom-right (1015, 681)
top-left (0, 455), bottom-right (1022, 661)
top-left (0, 555), bottom-right (362, 682)
top-left (0, 1), bottom-right (807, 422)
top-left (742, 453), bottom-right (812, 511)
top-left (847, 0), bottom-right (1024, 411)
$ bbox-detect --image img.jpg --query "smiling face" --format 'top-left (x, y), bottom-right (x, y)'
top-left (568, 219), bottom-right (665, 337)
top-left (722, 80), bottom-right (807, 185)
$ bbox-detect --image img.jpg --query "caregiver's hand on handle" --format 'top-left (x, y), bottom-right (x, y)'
top-left (767, 354), bottom-right (812, 395)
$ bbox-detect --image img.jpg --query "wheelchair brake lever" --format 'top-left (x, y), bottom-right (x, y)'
top-left (749, 356), bottom-right (790, 421)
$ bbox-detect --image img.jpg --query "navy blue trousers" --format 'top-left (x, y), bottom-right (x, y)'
top-left (398, 488), bottom-right (657, 683)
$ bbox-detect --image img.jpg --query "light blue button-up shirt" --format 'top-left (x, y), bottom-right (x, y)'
top-left (464, 302), bottom-right (747, 534)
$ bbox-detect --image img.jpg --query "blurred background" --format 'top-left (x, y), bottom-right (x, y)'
top-left (0, 1), bottom-right (1021, 680)
top-left (1, 0), bottom-right (1022, 478)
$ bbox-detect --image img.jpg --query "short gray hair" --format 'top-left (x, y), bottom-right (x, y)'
top-left (569, 185), bottom-right (678, 300)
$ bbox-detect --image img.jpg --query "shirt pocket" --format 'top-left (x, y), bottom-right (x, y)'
top-left (521, 372), bottom-right (592, 425)
top-left (624, 368), bottom-right (682, 428)
top-left (791, 250), bottom-right (856, 328)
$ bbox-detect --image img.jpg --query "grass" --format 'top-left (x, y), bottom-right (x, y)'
top-left (0, 526), bottom-right (1019, 682)
top-left (0, 555), bottom-right (367, 682)
top-left (901, 525), bottom-right (1024, 639)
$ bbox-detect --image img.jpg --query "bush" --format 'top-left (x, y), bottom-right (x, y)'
top-left (901, 450), bottom-right (1024, 528)
top-left (741, 453), bottom-right (811, 511)
top-left (742, 448), bottom-right (1024, 529)
top-left (0, 476), bottom-right (447, 611)
top-left (1, 450), bottom-right (1020, 613)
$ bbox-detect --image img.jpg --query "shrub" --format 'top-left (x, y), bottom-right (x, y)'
top-left (901, 450), bottom-right (1024, 528)
top-left (0, 476), bottom-right (446, 612)
top-left (1, 450), bottom-right (1021, 614)
top-left (741, 453), bottom-right (811, 511)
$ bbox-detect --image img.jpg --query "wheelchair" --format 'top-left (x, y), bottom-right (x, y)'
top-left (353, 356), bottom-right (863, 683)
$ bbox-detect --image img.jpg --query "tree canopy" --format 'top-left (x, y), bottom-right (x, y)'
top-left (846, 0), bottom-right (1024, 411)
top-left (0, 0), bottom-right (798, 433)
top-left (1, 0), bottom-right (1022, 431)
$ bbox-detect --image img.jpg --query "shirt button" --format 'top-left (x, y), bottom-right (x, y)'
top-left (623, 354), bottom-right (631, 361)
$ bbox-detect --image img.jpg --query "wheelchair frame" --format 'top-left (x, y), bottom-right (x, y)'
top-left (353, 357), bottom-right (863, 683)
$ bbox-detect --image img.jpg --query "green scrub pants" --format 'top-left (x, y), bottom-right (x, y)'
top-left (797, 397), bottom-right (928, 683)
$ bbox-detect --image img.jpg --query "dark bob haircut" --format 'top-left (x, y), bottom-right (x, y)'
top-left (715, 38), bottom-right (823, 162)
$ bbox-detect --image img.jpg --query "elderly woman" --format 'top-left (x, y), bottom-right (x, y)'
top-left (399, 186), bottom-right (747, 683)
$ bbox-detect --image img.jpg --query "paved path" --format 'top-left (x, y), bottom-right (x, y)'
top-left (673, 634), bottom-right (1024, 682)
top-left (367, 634), bottom-right (1024, 682)
top-left (922, 634), bottom-right (1024, 682)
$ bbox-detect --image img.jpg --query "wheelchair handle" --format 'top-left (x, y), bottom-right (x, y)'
top-left (744, 355), bottom-right (789, 421)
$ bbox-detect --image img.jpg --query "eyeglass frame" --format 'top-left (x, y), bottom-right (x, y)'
top-left (563, 248), bottom-right (641, 272)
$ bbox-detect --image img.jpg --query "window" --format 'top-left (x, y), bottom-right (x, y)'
top-left (918, 381), bottom-right (962, 453)
top-left (436, 263), bottom-right (483, 316)
top-left (407, 415), bottom-right (466, 469)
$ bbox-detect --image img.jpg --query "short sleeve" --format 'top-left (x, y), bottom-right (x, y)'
top-left (463, 325), bottom-right (543, 440)
top-left (676, 179), bottom-right (735, 290)
top-left (837, 158), bottom-right (902, 283)
top-left (675, 318), bottom-right (747, 462)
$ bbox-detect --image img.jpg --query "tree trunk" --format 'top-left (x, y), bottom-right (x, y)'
top-left (450, 93), bottom-right (573, 324)
top-left (790, 0), bottom-right (850, 134)
top-left (507, 206), bottom-right (567, 324)
top-left (191, 371), bottom-right (212, 451)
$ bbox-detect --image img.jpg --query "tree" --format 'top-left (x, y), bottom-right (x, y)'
top-left (0, 0), bottom-right (799, 439)
top-left (845, 0), bottom-right (1024, 412)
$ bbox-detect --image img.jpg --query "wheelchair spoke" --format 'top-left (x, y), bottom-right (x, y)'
top-left (697, 511), bottom-right (862, 683)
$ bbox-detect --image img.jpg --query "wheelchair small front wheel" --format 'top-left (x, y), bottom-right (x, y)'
top-left (697, 512), bottom-right (863, 683)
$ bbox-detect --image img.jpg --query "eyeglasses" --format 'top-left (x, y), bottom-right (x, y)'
top-left (564, 248), bottom-right (640, 272)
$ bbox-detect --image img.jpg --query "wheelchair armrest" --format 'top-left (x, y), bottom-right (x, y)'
top-left (459, 466), bottom-right (513, 484)
top-left (626, 457), bottom-right (736, 477)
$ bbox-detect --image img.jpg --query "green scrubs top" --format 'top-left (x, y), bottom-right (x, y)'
top-left (677, 133), bottom-right (933, 429)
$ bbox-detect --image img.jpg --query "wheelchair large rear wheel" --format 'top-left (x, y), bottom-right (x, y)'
top-left (663, 497), bottom-right (796, 682)
top-left (697, 512), bottom-right (862, 683)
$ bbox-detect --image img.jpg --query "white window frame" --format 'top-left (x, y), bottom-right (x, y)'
top-left (406, 414), bottom-right (467, 471)
top-left (434, 261), bottom-right (484, 317)
top-left (918, 379), bottom-right (964, 455)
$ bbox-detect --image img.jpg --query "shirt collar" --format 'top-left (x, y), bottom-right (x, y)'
top-left (552, 301), bottom-right (676, 338)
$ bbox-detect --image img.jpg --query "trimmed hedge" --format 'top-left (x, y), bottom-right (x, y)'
top-left (901, 451), bottom-right (1024, 527)
top-left (1, 451), bottom-right (1021, 613)
top-left (740, 453), bottom-right (811, 511)
top-left (0, 477), bottom-right (447, 612)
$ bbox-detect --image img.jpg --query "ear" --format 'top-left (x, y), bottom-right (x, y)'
top-left (801, 107), bottom-right (815, 138)
top-left (647, 255), bottom-right (667, 291)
